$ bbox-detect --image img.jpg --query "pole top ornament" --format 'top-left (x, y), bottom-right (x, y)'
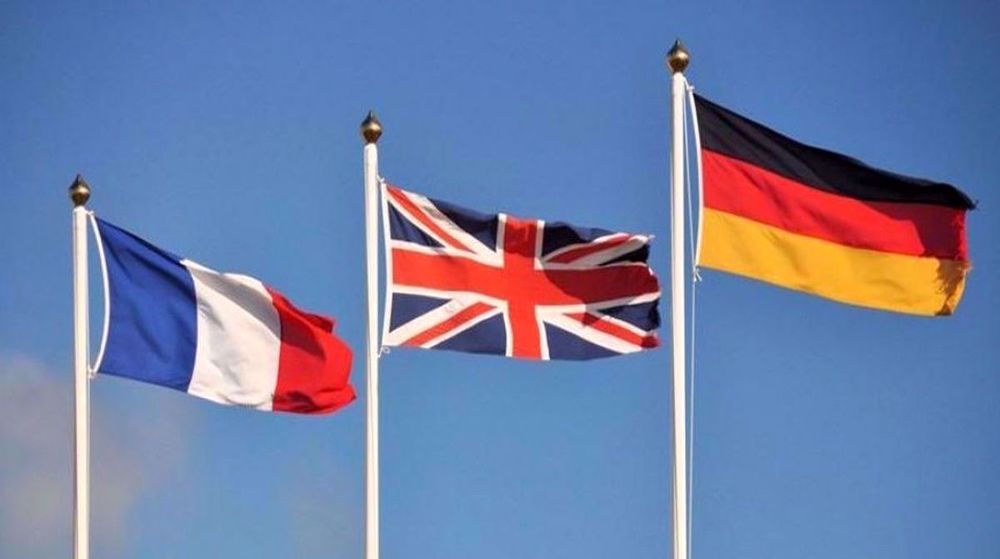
top-left (666, 39), bottom-right (690, 74)
top-left (69, 174), bottom-right (91, 207)
top-left (361, 111), bottom-right (383, 144)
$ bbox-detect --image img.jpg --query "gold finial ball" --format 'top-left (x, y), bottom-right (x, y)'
top-left (666, 39), bottom-right (690, 73)
top-left (68, 174), bottom-right (91, 207)
top-left (360, 111), bottom-right (382, 144)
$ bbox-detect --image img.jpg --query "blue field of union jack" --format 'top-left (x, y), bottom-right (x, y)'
top-left (380, 183), bottom-right (662, 360)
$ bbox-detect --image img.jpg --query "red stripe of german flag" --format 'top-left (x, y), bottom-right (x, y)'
top-left (694, 94), bottom-right (974, 316)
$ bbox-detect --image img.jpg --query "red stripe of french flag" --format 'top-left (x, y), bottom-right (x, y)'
top-left (267, 289), bottom-right (355, 414)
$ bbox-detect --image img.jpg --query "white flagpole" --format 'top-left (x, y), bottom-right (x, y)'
top-left (69, 175), bottom-right (92, 559)
top-left (361, 112), bottom-right (383, 559)
top-left (666, 40), bottom-right (690, 559)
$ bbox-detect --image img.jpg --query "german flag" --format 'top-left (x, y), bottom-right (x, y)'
top-left (694, 94), bottom-right (974, 316)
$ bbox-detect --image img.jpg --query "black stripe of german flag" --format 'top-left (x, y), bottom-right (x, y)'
top-left (694, 94), bottom-right (974, 316)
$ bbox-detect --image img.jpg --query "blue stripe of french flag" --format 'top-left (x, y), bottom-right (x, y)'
top-left (92, 217), bottom-right (355, 414)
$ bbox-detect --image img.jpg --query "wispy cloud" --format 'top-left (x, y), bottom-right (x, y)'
top-left (284, 455), bottom-right (363, 559)
top-left (0, 353), bottom-right (192, 558)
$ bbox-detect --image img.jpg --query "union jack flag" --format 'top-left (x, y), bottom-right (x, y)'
top-left (381, 184), bottom-right (662, 360)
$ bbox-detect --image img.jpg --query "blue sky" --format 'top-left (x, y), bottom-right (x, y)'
top-left (2, 1), bottom-right (998, 558)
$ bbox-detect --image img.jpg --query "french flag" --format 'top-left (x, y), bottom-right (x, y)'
top-left (92, 217), bottom-right (355, 414)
